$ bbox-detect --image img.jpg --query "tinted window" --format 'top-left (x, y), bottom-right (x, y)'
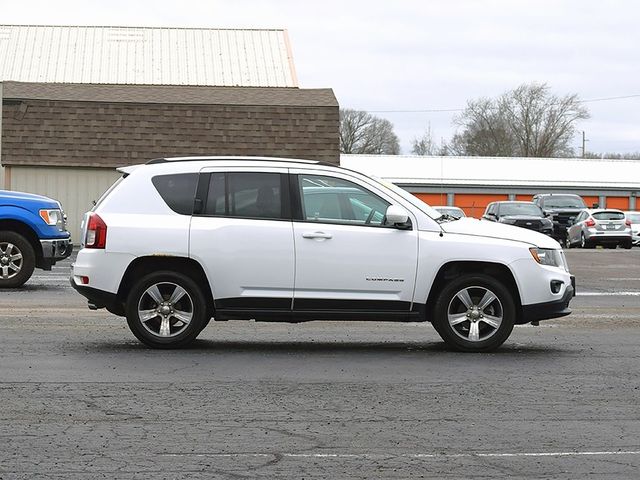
top-left (593, 211), bottom-right (625, 220)
top-left (152, 173), bottom-right (198, 215)
top-left (498, 203), bottom-right (544, 216)
top-left (203, 172), bottom-right (283, 220)
top-left (299, 175), bottom-right (390, 226)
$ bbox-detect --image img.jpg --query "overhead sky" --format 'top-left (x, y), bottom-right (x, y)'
top-left (4, 0), bottom-right (639, 155)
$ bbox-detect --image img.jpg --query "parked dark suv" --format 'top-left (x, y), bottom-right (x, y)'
top-left (532, 194), bottom-right (587, 245)
top-left (482, 201), bottom-right (553, 236)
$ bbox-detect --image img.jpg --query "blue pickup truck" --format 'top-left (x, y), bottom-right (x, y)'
top-left (0, 190), bottom-right (72, 287)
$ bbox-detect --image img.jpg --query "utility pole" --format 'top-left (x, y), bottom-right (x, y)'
top-left (580, 131), bottom-right (588, 158)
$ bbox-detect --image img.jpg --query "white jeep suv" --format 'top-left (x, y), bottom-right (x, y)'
top-left (71, 157), bottom-right (575, 352)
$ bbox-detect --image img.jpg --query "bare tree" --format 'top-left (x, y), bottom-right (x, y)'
top-left (451, 83), bottom-right (590, 157)
top-left (340, 109), bottom-right (400, 155)
top-left (412, 124), bottom-right (439, 155)
top-left (584, 151), bottom-right (640, 160)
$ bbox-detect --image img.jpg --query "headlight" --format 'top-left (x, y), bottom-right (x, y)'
top-left (530, 247), bottom-right (568, 271)
top-left (39, 209), bottom-right (62, 226)
top-left (542, 218), bottom-right (553, 227)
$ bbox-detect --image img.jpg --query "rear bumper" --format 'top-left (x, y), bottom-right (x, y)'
top-left (521, 276), bottom-right (575, 323)
top-left (70, 276), bottom-right (125, 316)
top-left (585, 233), bottom-right (632, 245)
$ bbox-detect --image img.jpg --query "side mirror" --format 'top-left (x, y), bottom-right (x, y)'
top-left (385, 205), bottom-right (411, 229)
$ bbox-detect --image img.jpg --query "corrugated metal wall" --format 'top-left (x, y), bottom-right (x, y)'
top-left (9, 166), bottom-right (120, 242)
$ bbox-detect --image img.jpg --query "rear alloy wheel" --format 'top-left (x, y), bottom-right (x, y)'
top-left (433, 274), bottom-right (515, 352)
top-left (125, 271), bottom-right (207, 348)
top-left (580, 233), bottom-right (594, 249)
top-left (0, 232), bottom-right (35, 288)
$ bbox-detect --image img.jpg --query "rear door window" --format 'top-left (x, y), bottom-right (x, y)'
top-left (202, 172), bottom-right (287, 220)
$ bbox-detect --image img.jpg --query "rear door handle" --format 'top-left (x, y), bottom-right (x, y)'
top-left (302, 231), bottom-right (333, 240)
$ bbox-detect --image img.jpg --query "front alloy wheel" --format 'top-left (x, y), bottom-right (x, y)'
top-left (433, 274), bottom-right (515, 352)
top-left (447, 286), bottom-right (503, 342)
top-left (0, 232), bottom-right (36, 288)
top-left (126, 271), bottom-right (207, 348)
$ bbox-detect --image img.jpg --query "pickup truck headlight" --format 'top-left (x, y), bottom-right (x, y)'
top-left (39, 209), bottom-right (62, 226)
top-left (529, 247), bottom-right (567, 271)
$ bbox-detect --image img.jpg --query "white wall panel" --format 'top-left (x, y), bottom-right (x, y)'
top-left (9, 166), bottom-right (121, 243)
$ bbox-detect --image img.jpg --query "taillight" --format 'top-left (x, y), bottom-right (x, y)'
top-left (85, 213), bottom-right (107, 249)
top-left (585, 218), bottom-right (595, 227)
top-left (625, 219), bottom-right (632, 227)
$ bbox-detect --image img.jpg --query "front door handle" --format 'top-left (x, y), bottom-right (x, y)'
top-left (302, 231), bottom-right (333, 240)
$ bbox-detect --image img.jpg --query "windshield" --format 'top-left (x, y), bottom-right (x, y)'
top-left (369, 177), bottom-right (444, 220)
top-left (542, 196), bottom-right (586, 209)
top-left (499, 203), bottom-right (543, 216)
top-left (436, 207), bottom-right (465, 218)
top-left (627, 213), bottom-right (640, 223)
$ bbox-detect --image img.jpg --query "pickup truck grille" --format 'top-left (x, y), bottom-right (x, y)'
top-left (555, 213), bottom-right (577, 226)
top-left (513, 219), bottom-right (543, 230)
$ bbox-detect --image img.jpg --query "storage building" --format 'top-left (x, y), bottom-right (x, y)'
top-left (341, 154), bottom-right (640, 217)
top-left (0, 25), bottom-right (339, 240)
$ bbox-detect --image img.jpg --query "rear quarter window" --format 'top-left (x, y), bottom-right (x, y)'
top-left (152, 173), bottom-right (198, 215)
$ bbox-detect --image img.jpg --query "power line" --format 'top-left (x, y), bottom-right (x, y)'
top-left (364, 93), bottom-right (640, 114)
top-left (579, 93), bottom-right (640, 103)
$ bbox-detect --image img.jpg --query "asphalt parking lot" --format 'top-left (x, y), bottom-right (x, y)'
top-left (1, 249), bottom-right (639, 479)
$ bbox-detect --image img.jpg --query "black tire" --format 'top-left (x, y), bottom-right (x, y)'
top-left (125, 271), bottom-right (207, 348)
top-left (0, 231), bottom-right (36, 288)
top-left (580, 233), bottom-right (594, 249)
top-left (432, 274), bottom-right (516, 352)
top-left (622, 240), bottom-right (632, 250)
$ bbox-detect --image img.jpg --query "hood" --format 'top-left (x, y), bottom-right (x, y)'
top-left (0, 190), bottom-right (59, 209)
top-left (440, 217), bottom-right (560, 249)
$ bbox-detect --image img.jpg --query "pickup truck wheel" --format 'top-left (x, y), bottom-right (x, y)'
top-left (125, 271), bottom-right (207, 348)
top-left (0, 232), bottom-right (35, 288)
top-left (433, 275), bottom-right (515, 352)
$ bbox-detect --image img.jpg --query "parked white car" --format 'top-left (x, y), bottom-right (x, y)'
top-left (432, 205), bottom-right (467, 219)
top-left (71, 157), bottom-right (575, 352)
top-left (625, 211), bottom-right (640, 246)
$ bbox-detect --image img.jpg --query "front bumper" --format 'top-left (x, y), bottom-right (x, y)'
top-left (521, 276), bottom-right (575, 323)
top-left (39, 237), bottom-right (73, 270)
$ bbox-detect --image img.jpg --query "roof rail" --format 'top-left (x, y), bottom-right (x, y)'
top-left (144, 156), bottom-right (339, 167)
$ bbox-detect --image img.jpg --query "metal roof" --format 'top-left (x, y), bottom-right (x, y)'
top-left (0, 25), bottom-right (298, 87)
top-left (340, 155), bottom-right (640, 191)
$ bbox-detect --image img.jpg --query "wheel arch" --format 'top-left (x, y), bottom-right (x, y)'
top-left (117, 256), bottom-right (215, 317)
top-left (425, 261), bottom-right (523, 323)
top-left (0, 219), bottom-right (43, 264)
